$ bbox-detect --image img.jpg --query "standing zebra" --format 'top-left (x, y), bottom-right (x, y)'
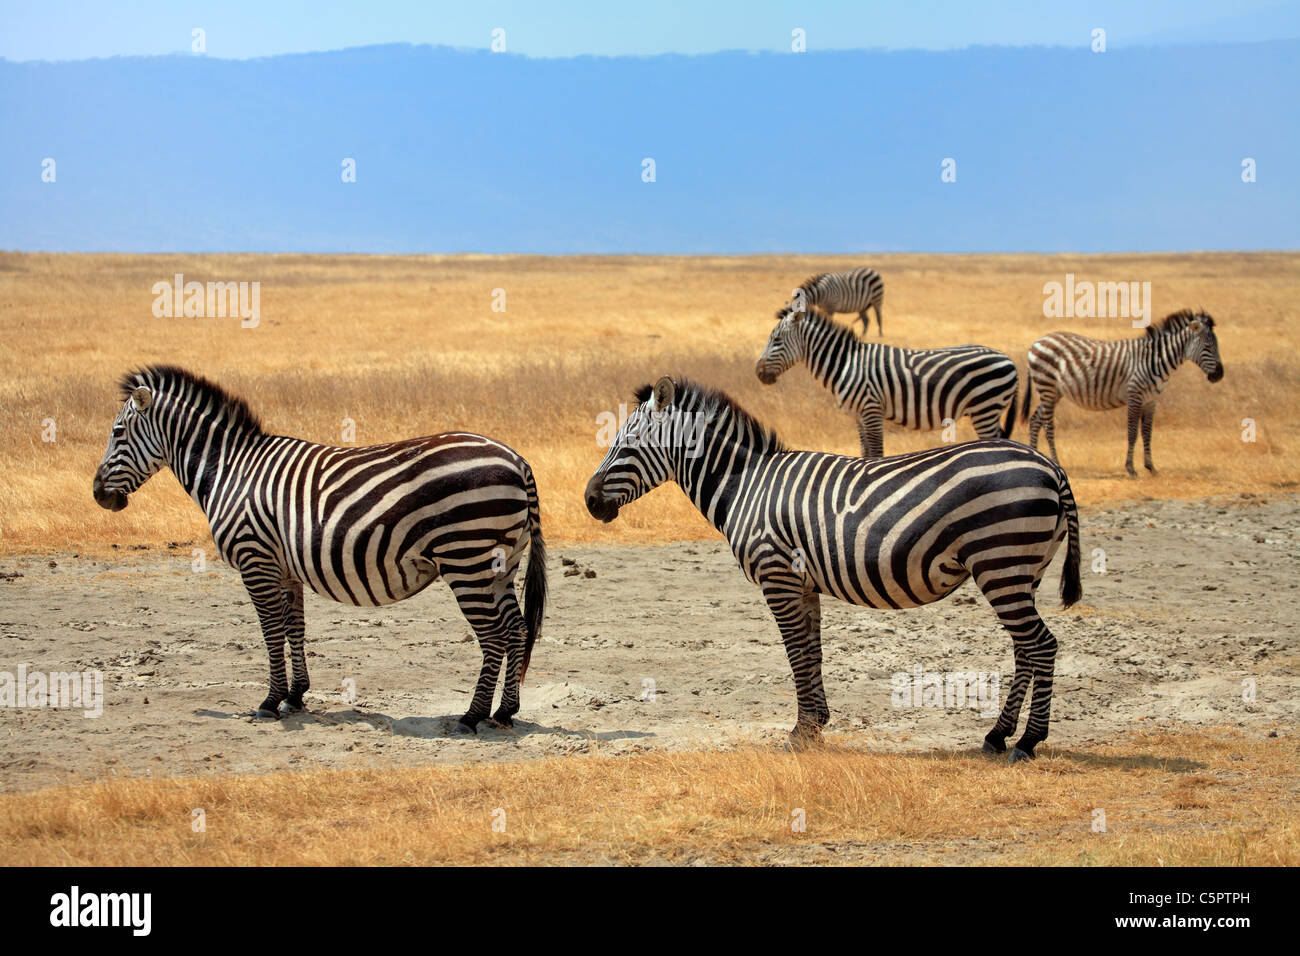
top-left (757, 305), bottom-right (1019, 458)
top-left (92, 365), bottom-right (547, 733)
top-left (1024, 310), bottom-right (1224, 476)
top-left (789, 267), bottom-right (885, 335)
top-left (584, 377), bottom-right (1081, 762)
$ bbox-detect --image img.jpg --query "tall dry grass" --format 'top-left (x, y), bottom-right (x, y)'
top-left (1, 251), bottom-right (1296, 554)
top-left (0, 729), bottom-right (1292, 865)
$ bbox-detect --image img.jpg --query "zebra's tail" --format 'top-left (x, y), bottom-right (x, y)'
top-left (1001, 386), bottom-right (1019, 439)
top-left (1020, 374), bottom-right (1033, 423)
top-left (520, 461), bottom-right (547, 685)
top-left (1058, 469), bottom-right (1082, 609)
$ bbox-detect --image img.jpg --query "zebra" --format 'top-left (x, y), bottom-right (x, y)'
top-left (1024, 309), bottom-right (1224, 476)
top-left (584, 376), bottom-right (1081, 762)
top-left (788, 267), bottom-right (885, 335)
top-left (757, 305), bottom-right (1019, 458)
top-left (92, 365), bottom-right (547, 734)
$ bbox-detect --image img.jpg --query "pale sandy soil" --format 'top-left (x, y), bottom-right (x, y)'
top-left (0, 495), bottom-right (1295, 794)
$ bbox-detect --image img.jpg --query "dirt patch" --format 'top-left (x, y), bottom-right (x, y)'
top-left (0, 495), bottom-right (1295, 793)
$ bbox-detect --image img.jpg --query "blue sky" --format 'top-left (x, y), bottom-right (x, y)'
top-left (2, 0), bottom-right (1295, 60)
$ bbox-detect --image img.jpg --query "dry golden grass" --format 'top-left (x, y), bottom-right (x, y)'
top-left (1, 729), bottom-right (1292, 865)
top-left (1, 251), bottom-right (1296, 554)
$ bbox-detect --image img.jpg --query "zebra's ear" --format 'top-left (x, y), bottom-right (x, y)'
top-left (652, 376), bottom-right (676, 410)
top-left (1188, 319), bottom-right (1203, 333)
top-left (130, 386), bottom-right (153, 411)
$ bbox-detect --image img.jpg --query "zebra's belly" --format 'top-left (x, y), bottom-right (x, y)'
top-left (295, 551), bottom-right (442, 607)
top-left (819, 571), bottom-right (969, 610)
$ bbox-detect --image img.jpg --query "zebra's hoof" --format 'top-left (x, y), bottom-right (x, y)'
top-left (1008, 747), bottom-right (1034, 764)
top-left (451, 721), bottom-right (477, 736)
top-left (252, 708), bottom-right (280, 721)
top-left (278, 700), bottom-right (304, 715)
top-left (489, 715), bottom-right (515, 729)
top-left (981, 740), bottom-right (1002, 755)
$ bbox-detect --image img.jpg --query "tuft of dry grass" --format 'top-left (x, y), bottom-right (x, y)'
top-left (0, 729), bottom-right (1292, 866)
top-left (1, 251), bottom-right (1296, 554)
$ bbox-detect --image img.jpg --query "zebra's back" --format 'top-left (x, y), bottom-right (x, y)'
top-left (875, 344), bottom-right (1017, 429)
top-left (805, 267), bottom-right (884, 313)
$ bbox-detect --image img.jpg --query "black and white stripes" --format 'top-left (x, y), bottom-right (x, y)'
top-left (1024, 310), bottom-right (1224, 476)
top-left (93, 365), bottom-right (547, 733)
top-left (790, 267), bottom-right (885, 335)
top-left (756, 306), bottom-right (1019, 458)
top-left (585, 377), bottom-right (1080, 761)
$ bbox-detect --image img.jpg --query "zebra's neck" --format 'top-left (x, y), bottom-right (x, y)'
top-left (1141, 326), bottom-right (1194, 384)
top-left (801, 315), bottom-right (872, 406)
top-left (669, 411), bottom-right (772, 538)
top-left (155, 394), bottom-right (267, 513)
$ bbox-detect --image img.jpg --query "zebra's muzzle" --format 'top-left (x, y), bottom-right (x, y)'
top-left (93, 474), bottom-right (128, 512)
top-left (1208, 364), bottom-right (1224, 383)
top-left (583, 475), bottom-right (620, 523)
top-left (755, 363), bottom-right (780, 385)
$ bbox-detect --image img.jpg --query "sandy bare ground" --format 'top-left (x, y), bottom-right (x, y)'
top-left (0, 495), bottom-right (1295, 794)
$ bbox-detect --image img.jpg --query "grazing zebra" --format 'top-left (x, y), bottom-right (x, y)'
top-left (92, 365), bottom-right (547, 733)
top-left (1024, 310), bottom-right (1224, 476)
top-left (789, 267), bottom-right (885, 335)
top-left (757, 305), bottom-right (1019, 458)
top-left (584, 377), bottom-right (1081, 762)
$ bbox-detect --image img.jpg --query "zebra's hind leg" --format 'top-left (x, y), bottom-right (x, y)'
top-left (241, 563), bottom-right (291, 720)
top-left (449, 584), bottom-right (511, 735)
top-left (981, 592), bottom-right (1058, 763)
top-left (1009, 622), bottom-right (1057, 762)
top-left (874, 301), bottom-right (883, 336)
top-left (489, 590), bottom-right (527, 728)
top-left (982, 642), bottom-right (1030, 756)
top-left (763, 579), bottom-right (829, 742)
top-left (280, 580), bottom-right (309, 714)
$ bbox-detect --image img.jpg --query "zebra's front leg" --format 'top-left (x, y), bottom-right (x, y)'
top-left (857, 410), bottom-right (885, 459)
top-left (241, 565), bottom-right (291, 720)
top-left (763, 580), bottom-right (828, 741)
top-left (873, 302), bottom-right (883, 336)
top-left (856, 309), bottom-right (870, 336)
top-left (1124, 398), bottom-right (1142, 477)
top-left (1141, 403), bottom-right (1157, 474)
top-left (281, 580), bottom-right (309, 714)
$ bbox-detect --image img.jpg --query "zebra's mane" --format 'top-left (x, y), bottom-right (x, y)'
top-left (119, 365), bottom-right (264, 434)
top-left (1146, 309), bottom-right (1213, 338)
top-left (634, 378), bottom-right (787, 453)
top-left (797, 272), bottom-right (829, 293)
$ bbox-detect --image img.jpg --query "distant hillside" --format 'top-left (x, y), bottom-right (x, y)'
top-left (1, 42), bottom-right (1296, 252)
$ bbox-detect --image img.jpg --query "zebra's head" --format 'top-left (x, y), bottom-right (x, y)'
top-left (93, 382), bottom-right (166, 512)
top-left (755, 305), bottom-right (809, 384)
top-left (1188, 313), bottom-right (1224, 383)
top-left (584, 377), bottom-right (682, 523)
